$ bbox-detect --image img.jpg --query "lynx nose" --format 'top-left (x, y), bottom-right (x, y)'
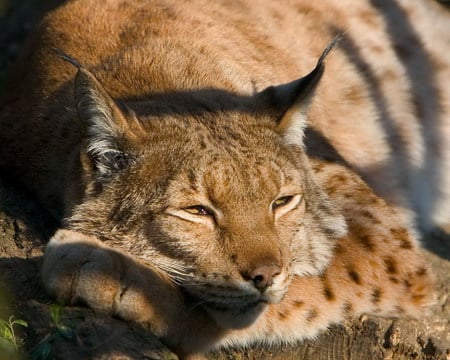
top-left (249, 265), bottom-right (281, 290)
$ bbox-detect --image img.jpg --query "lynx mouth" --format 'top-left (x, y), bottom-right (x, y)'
top-left (180, 285), bottom-right (269, 328)
top-left (202, 299), bottom-right (267, 313)
top-left (201, 299), bottom-right (268, 329)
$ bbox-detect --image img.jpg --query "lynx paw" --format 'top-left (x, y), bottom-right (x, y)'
top-left (42, 229), bottom-right (181, 335)
top-left (42, 230), bottom-right (227, 358)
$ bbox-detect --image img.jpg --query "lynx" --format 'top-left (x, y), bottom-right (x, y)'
top-left (0, 0), bottom-right (449, 359)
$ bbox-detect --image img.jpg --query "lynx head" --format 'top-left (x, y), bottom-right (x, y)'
top-left (64, 41), bottom-right (347, 329)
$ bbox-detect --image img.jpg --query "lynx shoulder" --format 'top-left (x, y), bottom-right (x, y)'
top-left (1, 0), bottom-right (448, 358)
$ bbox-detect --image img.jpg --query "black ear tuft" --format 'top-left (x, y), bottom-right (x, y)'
top-left (52, 48), bottom-right (83, 69)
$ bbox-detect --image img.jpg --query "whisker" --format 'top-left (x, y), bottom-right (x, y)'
top-left (187, 296), bottom-right (216, 312)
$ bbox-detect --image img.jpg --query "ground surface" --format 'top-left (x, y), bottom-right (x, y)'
top-left (0, 1), bottom-right (449, 359)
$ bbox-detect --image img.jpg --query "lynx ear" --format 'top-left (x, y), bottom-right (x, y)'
top-left (260, 37), bottom-right (341, 146)
top-left (74, 67), bottom-right (135, 176)
top-left (54, 50), bottom-right (129, 175)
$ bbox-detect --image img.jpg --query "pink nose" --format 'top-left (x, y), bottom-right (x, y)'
top-left (249, 265), bottom-right (281, 290)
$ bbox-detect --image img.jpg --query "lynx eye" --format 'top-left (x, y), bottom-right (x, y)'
top-left (271, 194), bottom-right (303, 214)
top-left (167, 204), bottom-right (219, 224)
top-left (184, 205), bottom-right (213, 216)
top-left (272, 196), bottom-right (295, 210)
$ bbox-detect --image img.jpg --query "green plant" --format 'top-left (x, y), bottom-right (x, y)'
top-left (31, 304), bottom-right (75, 360)
top-left (0, 315), bottom-right (28, 353)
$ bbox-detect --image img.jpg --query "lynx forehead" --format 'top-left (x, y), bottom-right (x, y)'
top-left (1, 0), bottom-right (448, 358)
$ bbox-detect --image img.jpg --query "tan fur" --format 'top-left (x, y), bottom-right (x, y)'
top-left (1, 0), bottom-right (448, 358)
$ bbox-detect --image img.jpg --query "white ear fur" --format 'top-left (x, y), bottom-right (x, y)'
top-left (77, 84), bottom-right (121, 155)
top-left (277, 100), bottom-right (309, 147)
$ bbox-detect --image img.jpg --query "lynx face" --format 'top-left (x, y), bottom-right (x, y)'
top-left (65, 56), bottom-right (346, 328)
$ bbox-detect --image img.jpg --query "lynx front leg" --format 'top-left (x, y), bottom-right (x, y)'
top-left (41, 229), bottom-right (224, 359)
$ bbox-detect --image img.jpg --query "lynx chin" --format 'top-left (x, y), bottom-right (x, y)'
top-left (0, 0), bottom-right (448, 359)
